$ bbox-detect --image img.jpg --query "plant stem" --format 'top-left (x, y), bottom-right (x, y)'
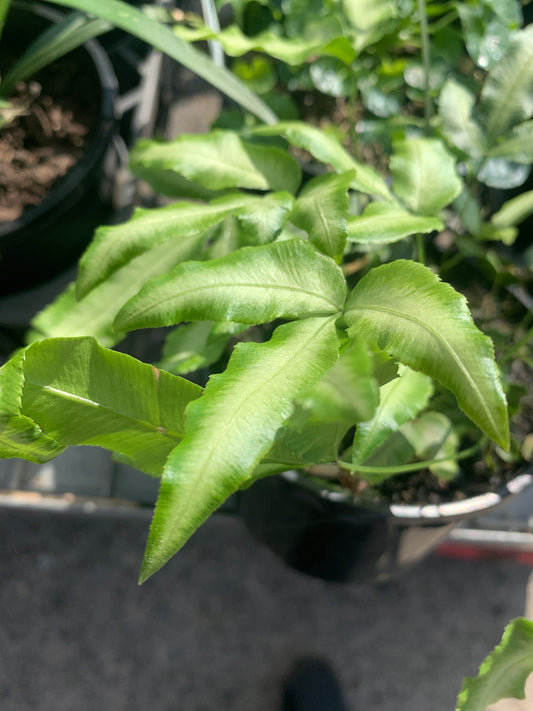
top-left (417, 0), bottom-right (432, 132)
top-left (501, 323), bottom-right (533, 363)
top-left (337, 439), bottom-right (483, 476)
top-left (0, 0), bottom-right (11, 49)
top-left (416, 233), bottom-right (426, 265)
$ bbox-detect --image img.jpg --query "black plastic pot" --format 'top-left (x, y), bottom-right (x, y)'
top-left (239, 468), bottom-right (533, 584)
top-left (0, 4), bottom-right (118, 295)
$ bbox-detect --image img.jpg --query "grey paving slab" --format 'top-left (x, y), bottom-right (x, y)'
top-left (0, 506), bottom-right (530, 711)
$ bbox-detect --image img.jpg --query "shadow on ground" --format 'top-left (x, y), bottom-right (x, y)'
top-left (0, 508), bottom-right (529, 711)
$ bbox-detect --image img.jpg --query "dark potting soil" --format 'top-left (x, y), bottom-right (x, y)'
top-left (0, 57), bottom-right (99, 222)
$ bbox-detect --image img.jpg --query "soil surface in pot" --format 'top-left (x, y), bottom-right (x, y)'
top-left (0, 56), bottom-right (100, 222)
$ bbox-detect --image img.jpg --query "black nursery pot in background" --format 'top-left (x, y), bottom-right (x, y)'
top-left (239, 470), bottom-right (533, 584)
top-left (0, 4), bottom-right (118, 295)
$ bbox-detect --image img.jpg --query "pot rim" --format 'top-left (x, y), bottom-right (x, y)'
top-left (0, 2), bottom-right (118, 239)
top-left (281, 466), bottom-right (533, 524)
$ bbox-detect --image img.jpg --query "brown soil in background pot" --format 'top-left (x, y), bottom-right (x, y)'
top-left (0, 56), bottom-right (99, 223)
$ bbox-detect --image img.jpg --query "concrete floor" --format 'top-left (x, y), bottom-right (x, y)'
top-left (0, 505), bottom-right (531, 711)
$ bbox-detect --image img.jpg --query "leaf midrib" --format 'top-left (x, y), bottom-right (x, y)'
top-left (24, 383), bottom-right (184, 441)
top-left (126, 281), bottom-right (343, 324)
top-left (174, 316), bottom-right (336, 516)
top-left (348, 303), bottom-right (498, 434)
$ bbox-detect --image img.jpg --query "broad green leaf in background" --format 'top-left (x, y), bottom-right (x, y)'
top-left (454, 188), bottom-right (483, 236)
top-left (390, 138), bottom-right (463, 216)
top-left (487, 120), bottom-right (533, 162)
top-left (301, 336), bottom-right (379, 425)
top-left (456, 618), bottom-right (533, 711)
top-left (245, 121), bottom-right (392, 199)
top-left (290, 171), bottom-right (354, 261)
top-left (439, 79), bottom-right (486, 158)
top-left (491, 190), bottom-right (533, 229)
top-left (344, 260), bottom-right (509, 449)
top-left (30, 233), bottom-right (208, 347)
top-left (478, 158), bottom-right (530, 190)
top-left (130, 132), bottom-right (301, 197)
top-left (352, 366), bottom-right (433, 470)
top-left (173, 22), bottom-right (355, 65)
top-left (140, 316), bottom-right (339, 581)
top-left (342, 0), bottom-right (395, 51)
top-left (342, 0), bottom-right (394, 33)
top-left (115, 240), bottom-right (346, 331)
top-left (232, 56), bottom-right (277, 95)
top-left (12, 338), bottom-right (202, 475)
top-left (480, 25), bottom-right (533, 140)
top-left (51, 0), bottom-right (277, 124)
top-left (309, 57), bottom-right (355, 98)
top-left (457, 2), bottom-right (519, 71)
top-left (347, 202), bottom-right (443, 245)
top-left (76, 192), bottom-right (294, 297)
top-left (158, 321), bottom-right (248, 375)
top-left (283, 420), bottom-right (350, 464)
top-left (400, 411), bottom-right (459, 480)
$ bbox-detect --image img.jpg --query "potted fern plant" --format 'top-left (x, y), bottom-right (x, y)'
top-left (1, 104), bottom-right (530, 581)
top-left (0, 0), bottom-right (531, 584)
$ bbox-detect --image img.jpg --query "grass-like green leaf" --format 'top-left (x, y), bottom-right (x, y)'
top-left (130, 132), bottom-right (301, 196)
top-left (115, 240), bottom-right (346, 331)
top-left (290, 171), bottom-right (354, 261)
top-left (0, 12), bottom-right (111, 97)
top-left (30, 233), bottom-right (208, 347)
top-left (140, 316), bottom-right (339, 581)
top-left (480, 25), bottom-right (533, 140)
top-left (390, 139), bottom-right (463, 216)
top-left (347, 202), bottom-right (443, 245)
top-left (50, 0), bottom-right (277, 124)
top-left (352, 366), bottom-right (433, 470)
top-left (491, 190), bottom-right (533, 229)
top-left (11, 338), bottom-right (203, 474)
top-left (76, 192), bottom-right (293, 298)
top-left (344, 260), bottom-right (509, 449)
top-left (456, 618), bottom-right (533, 711)
top-left (245, 121), bottom-right (392, 199)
